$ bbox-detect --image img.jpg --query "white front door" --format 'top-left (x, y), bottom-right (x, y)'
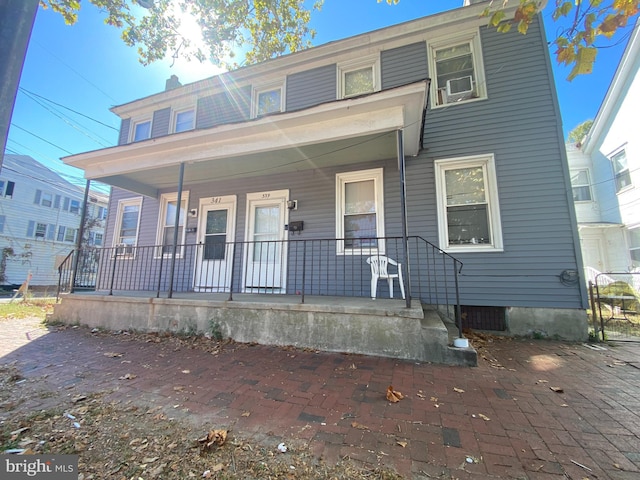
top-left (244, 190), bottom-right (288, 291)
top-left (194, 195), bottom-right (236, 292)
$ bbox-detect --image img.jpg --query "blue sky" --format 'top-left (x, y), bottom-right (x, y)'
top-left (5, 0), bottom-right (632, 191)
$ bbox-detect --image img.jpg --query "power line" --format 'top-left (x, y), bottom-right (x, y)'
top-left (19, 87), bottom-right (118, 132)
top-left (10, 124), bottom-right (74, 155)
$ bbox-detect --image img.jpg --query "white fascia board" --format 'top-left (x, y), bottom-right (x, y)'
top-left (67, 82), bottom-right (427, 179)
top-left (582, 19), bottom-right (640, 154)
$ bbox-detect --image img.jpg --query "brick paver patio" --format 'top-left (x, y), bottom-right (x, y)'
top-left (1, 317), bottom-right (639, 479)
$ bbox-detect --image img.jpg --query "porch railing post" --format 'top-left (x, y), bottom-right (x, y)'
top-left (396, 129), bottom-right (411, 308)
top-left (156, 248), bottom-right (164, 298)
top-left (168, 162), bottom-right (185, 298)
top-left (454, 258), bottom-right (463, 339)
top-left (109, 248), bottom-right (118, 296)
top-left (70, 179), bottom-right (91, 293)
top-left (301, 240), bottom-right (306, 304)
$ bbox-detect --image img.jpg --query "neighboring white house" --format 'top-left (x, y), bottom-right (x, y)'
top-left (0, 154), bottom-right (108, 288)
top-left (568, 19), bottom-right (640, 287)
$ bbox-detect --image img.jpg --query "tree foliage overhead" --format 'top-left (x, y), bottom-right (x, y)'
top-left (40, 0), bottom-right (323, 69)
top-left (479, 0), bottom-right (639, 80)
top-left (41, 0), bottom-right (639, 77)
top-left (568, 119), bottom-right (593, 143)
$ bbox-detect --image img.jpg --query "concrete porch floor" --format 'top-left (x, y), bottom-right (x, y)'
top-left (49, 291), bottom-right (477, 366)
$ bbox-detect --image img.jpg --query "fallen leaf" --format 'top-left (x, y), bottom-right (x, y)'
top-left (430, 396), bottom-right (438, 402)
top-left (212, 463), bottom-right (224, 472)
top-left (119, 373), bottom-right (137, 380)
top-left (103, 352), bottom-right (123, 358)
top-left (386, 386), bottom-right (404, 403)
top-left (181, 369), bottom-right (190, 374)
top-left (537, 379), bottom-right (548, 383)
top-left (197, 429), bottom-right (227, 451)
top-left (349, 363), bottom-right (357, 370)
top-left (351, 421), bottom-right (369, 430)
top-left (397, 441), bottom-right (408, 448)
top-left (550, 386), bottom-right (564, 393)
top-left (241, 411), bottom-right (251, 417)
top-left (453, 387), bottom-right (465, 393)
top-left (71, 395), bottom-right (87, 404)
top-left (478, 413), bottom-right (491, 421)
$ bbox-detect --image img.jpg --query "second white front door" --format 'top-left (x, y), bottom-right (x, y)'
top-left (244, 190), bottom-right (288, 291)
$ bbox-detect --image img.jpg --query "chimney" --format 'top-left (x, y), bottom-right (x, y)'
top-left (165, 75), bottom-right (182, 91)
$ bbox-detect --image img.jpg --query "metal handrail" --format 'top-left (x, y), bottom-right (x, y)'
top-left (56, 236), bottom-right (463, 322)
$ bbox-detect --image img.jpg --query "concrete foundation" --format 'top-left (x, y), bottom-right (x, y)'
top-left (48, 293), bottom-right (477, 366)
top-left (506, 306), bottom-right (589, 341)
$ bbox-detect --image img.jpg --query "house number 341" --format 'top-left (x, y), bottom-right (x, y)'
top-left (210, 197), bottom-right (222, 204)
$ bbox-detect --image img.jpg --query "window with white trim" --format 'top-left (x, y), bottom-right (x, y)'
top-left (610, 149), bottom-right (631, 192)
top-left (156, 192), bottom-right (189, 257)
top-left (113, 197), bottom-right (142, 256)
top-left (338, 56), bottom-right (380, 99)
top-left (173, 108), bottom-right (195, 133)
top-left (252, 82), bottom-right (284, 117)
top-left (435, 154), bottom-right (503, 252)
top-left (428, 30), bottom-right (486, 107)
top-left (629, 228), bottom-right (640, 267)
top-left (336, 168), bottom-right (385, 254)
top-left (34, 190), bottom-right (53, 207)
top-left (69, 199), bottom-right (81, 214)
top-left (131, 119), bottom-right (151, 142)
top-left (570, 169), bottom-right (592, 202)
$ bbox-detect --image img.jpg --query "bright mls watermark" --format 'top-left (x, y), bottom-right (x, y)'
top-left (1, 455), bottom-right (78, 479)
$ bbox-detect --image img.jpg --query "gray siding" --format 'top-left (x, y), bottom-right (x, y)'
top-left (118, 118), bottom-right (130, 145)
top-left (286, 64), bottom-right (336, 112)
top-left (381, 42), bottom-right (428, 90)
top-left (407, 18), bottom-right (582, 308)
top-left (196, 87), bottom-right (251, 129)
top-left (151, 107), bottom-right (171, 138)
top-left (196, 95), bottom-right (216, 129)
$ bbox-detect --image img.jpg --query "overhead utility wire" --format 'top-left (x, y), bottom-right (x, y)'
top-left (19, 87), bottom-right (119, 132)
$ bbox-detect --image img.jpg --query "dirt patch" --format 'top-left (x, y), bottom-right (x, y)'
top-left (0, 328), bottom-right (403, 480)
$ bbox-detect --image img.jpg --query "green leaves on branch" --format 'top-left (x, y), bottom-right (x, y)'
top-left (481, 0), bottom-right (639, 80)
top-left (40, 0), bottom-right (323, 69)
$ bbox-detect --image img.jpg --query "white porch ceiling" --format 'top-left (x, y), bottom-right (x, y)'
top-left (64, 81), bottom-right (428, 198)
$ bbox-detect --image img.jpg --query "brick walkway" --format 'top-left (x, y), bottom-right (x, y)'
top-left (1, 318), bottom-right (639, 479)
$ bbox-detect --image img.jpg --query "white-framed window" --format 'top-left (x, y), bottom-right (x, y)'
top-left (428, 29), bottom-right (486, 107)
top-left (113, 197), bottom-right (143, 257)
top-left (155, 192), bottom-right (189, 257)
top-left (69, 199), bottom-right (81, 214)
top-left (173, 108), bottom-right (195, 133)
top-left (337, 56), bottom-right (381, 99)
top-left (131, 119), bottom-right (151, 142)
top-left (610, 149), bottom-right (631, 192)
top-left (336, 168), bottom-right (385, 255)
top-left (434, 154), bottom-right (503, 252)
top-left (252, 81), bottom-right (285, 118)
top-left (570, 169), bottom-right (592, 202)
top-left (64, 227), bottom-right (77, 243)
top-left (629, 228), bottom-right (640, 267)
top-left (34, 190), bottom-right (53, 207)
top-left (94, 232), bottom-right (103, 246)
top-left (27, 221), bottom-right (55, 240)
top-left (0, 180), bottom-right (14, 198)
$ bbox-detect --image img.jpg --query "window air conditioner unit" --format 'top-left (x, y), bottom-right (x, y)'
top-left (446, 75), bottom-right (474, 96)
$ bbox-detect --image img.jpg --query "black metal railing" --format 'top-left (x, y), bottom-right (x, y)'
top-left (57, 236), bottom-right (463, 326)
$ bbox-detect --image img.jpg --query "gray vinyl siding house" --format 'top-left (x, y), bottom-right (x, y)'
top-left (57, 1), bottom-right (588, 356)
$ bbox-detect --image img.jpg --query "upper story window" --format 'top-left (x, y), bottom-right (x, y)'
top-left (571, 169), bottom-right (592, 202)
top-left (434, 154), bottom-right (503, 252)
top-left (252, 82), bottom-right (284, 117)
top-left (34, 190), bottom-right (54, 207)
top-left (174, 108), bottom-right (195, 133)
top-left (610, 149), bottom-right (631, 192)
top-left (0, 180), bottom-right (15, 198)
top-left (336, 168), bottom-right (385, 255)
top-left (27, 220), bottom-right (55, 241)
top-left (132, 119), bottom-right (151, 142)
top-left (113, 197), bottom-right (143, 256)
top-left (428, 30), bottom-right (486, 107)
top-left (69, 199), bottom-right (81, 214)
top-left (156, 192), bottom-right (189, 257)
top-left (338, 56), bottom-right (380, 99)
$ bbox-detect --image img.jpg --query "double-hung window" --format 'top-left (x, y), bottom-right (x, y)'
top-left (435, 154), bottom-right (503, 252)
top-left (629, 228), bottom-right (640, 266)
top-left (610, 149), bottom-right (631, 192)
top-left (132, 119), bottom-right (151, 142)
top-left (114, 198), bottom-right (142, 257)
top-left (428, 30), bottom-right (486, 107)
top-left (570, 169), bottom-right (592, 202)
top-left (252, 82), bottom-right (284, 118)
top-left (336, 168), bottom-right (385, 254)
top-left (174, 108), bottom-right (195, 133)
top-left (338, 56), bottom-right (380, 99)
top-left (156, 192), bottom-right (189, 257)
top-left (34, 190), bottom-right (53, 207)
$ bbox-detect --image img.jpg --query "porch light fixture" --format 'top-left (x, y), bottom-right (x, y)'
top-left (287, 200), bottom-right (298, 210)
top-left (188, 208), bottom-right (198, 217)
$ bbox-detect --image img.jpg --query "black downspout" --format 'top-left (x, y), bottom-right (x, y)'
top-left (167, 162), bottom-right (185, 298)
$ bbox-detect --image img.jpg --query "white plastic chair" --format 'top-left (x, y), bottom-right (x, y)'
top-left (366, 256), bottom-right (405, 299)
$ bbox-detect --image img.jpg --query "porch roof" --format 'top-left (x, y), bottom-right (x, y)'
top-left (63, 81), bottom-right (429, 198)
